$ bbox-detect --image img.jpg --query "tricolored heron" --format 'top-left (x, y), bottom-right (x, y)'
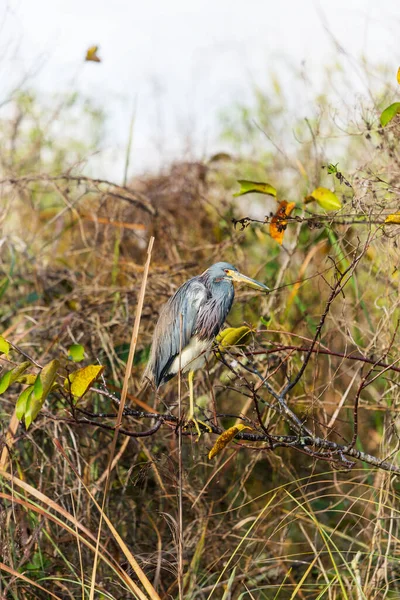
top-left (144, 262), bottom-right (269, 434)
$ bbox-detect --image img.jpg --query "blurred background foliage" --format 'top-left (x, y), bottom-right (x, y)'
top-left (1, 62), bottom-right (400, 598)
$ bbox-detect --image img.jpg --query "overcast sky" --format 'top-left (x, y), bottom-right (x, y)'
top-left (2, 0), bottom-right (399, 180)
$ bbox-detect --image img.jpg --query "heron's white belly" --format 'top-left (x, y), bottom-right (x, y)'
top-left (170, 336), bottom-right (211, 375)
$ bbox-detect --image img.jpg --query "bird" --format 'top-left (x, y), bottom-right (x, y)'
top-left (144, 262), bottom-right (269, 434)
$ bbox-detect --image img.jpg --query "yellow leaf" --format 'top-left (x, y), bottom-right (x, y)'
top-left (305, 187), bottom-right (342, 211)
top-left (0, 335), bottom-right (10, 356)
top-left (16, 374), bottom-right (37, 386)
top-left (269, 201), bottom-right (296, 245)
top-left (208, 424), bottom-right (251, 459)
top-left (66, 364), bottom-right (105, 400)
top-left (215, 326), bottom-right (251, 357)
top-left (85, 45), bottom-right (101, 62)
top-left (397, 67), bottom-right (400, 85)
top-left (234, 180), bottom-right (277, 198)
top-left (385, 213), bottom-right (400, 224)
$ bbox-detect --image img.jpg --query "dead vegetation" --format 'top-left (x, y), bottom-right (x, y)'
top-left (1, 77), bottom-right (400, 599)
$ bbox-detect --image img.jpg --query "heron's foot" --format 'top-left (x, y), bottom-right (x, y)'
top-left (185, 416), bottom-right (212, 437)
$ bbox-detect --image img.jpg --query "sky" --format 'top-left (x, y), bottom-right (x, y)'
top-left (2, 0), bottom-right (399, 181)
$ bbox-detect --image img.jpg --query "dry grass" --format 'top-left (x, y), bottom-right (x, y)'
top-left (1, 76), bottom-right (400, 599)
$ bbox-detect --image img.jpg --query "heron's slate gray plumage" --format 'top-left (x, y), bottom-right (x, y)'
top-left (144, 261), bottom-right (269, 434)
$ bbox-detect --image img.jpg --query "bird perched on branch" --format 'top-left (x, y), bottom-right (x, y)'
top-left (144, 262), bottom-right (269, 434)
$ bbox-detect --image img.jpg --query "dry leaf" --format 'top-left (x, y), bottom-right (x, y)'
top-left (269, 200), bottom-right (295, 245)
top-left (85, 45), bottom-right (101, 63)
top-left (208, 424), bottom-right (251, 459)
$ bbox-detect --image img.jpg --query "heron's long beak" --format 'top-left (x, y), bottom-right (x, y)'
top-left (226, 269), bottom-right (269, 292)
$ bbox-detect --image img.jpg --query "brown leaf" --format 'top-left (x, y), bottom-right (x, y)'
top-left (269, 201), bottom-right (296, 245)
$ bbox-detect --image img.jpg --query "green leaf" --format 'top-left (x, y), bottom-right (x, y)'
top-left (68, 344), bottom-right (85, 362)
top-left (16, 386), bottom-right (34, 421)
top-left (305, 187), bottom-right (342, 211)
top-left (380, 102), bottom-right (400, 127)
top-left (25, 393), bottom-right (45, 429)
top-left (234, 180), bottom-right (277, 198)
top-left (0, 336), bottom-right (10, 356)
top-left (23, 360), bottom-right (60, 428)
top-left (33, 373), bottom-right (43, 400)
top-left (66, 364), bottom-right (105, 401)
top-left (0, 371), bottom-right (12, 394)
top-left (0, 361), bottom-right (31, 394)
top-left (326, 163), bottom-right (338, 175)
top-left (24, 393), bottom-right (37, 429)
top-left (260, 315), bottom-right (271, 327)
top-left (36, 359), bottom-right (59, 400)
top-left (208, 152), bottom-right (233, 163)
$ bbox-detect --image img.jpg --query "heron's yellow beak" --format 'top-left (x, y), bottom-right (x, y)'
top-left (225, 269), bottom-right (269, 292)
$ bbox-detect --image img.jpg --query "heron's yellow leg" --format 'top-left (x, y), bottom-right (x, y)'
top-left (187, 370), bottom-right (212, 436)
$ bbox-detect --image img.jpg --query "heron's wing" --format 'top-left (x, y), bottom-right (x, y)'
top-left (145, 278), bottom-right (209, 387)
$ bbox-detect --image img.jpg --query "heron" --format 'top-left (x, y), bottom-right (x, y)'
top-left (144, 262), bottom-right (269, 434)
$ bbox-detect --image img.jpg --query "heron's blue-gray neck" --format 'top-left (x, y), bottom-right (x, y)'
top-left (196, 273), bottom-right (235, 340)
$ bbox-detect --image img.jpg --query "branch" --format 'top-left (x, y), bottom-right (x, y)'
top-left (240, 344), bottom-right (400, 376)
top-left (280, 245), bottom-right (366, 398)
top-left (232, 214), bottom-right (399, 229)
top-left (236, 432), bottom-right (400, 476)
top-left (51, 404), bottom-right (400, 476)
top-left (0, 174), bottom-right (155, 215)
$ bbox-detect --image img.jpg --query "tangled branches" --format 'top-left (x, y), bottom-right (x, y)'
top-left (28, 237), bottom-right (397, 477)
